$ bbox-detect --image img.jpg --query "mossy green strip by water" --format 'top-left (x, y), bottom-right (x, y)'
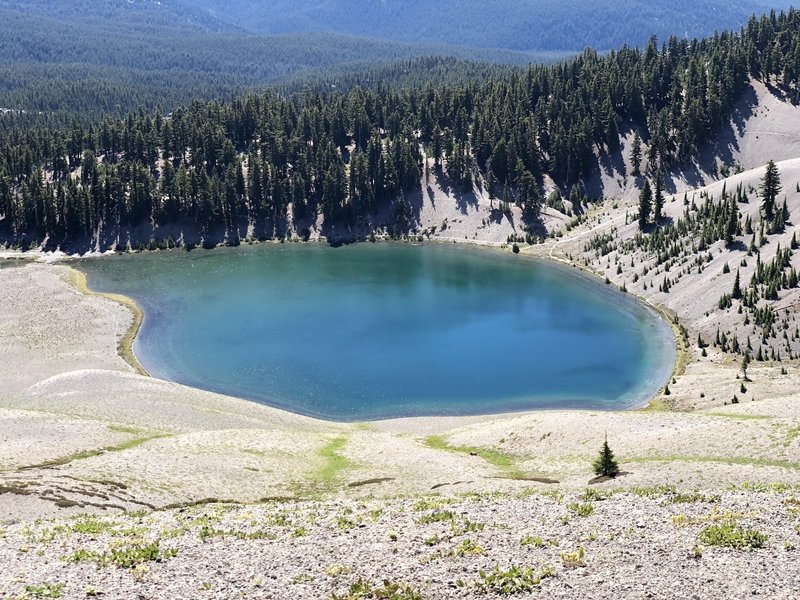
top-left (66, 266), bottom-right (148, 376)
top-left (425, 435), bottom-right (528, 479)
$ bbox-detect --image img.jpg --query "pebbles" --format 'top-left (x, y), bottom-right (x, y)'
top-left (0, 488), bottom-right (798, 599)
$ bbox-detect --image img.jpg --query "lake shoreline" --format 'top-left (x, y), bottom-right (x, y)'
top-left (2, 245), bottom-right (800, 522)
top-left (57, 236), bottom-right (676, 422)
top-left (64, 266), bottom-right (149, 377)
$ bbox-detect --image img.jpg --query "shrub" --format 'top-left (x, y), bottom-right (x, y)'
top-left (698, 522), bottom-right (768, 549)
top-left (476, 565), bottom-right (554, 595)
top-left (560, 546), bottom-right (586, 568)
top-left (331, 579), bottom-right (422, 600)
top-left (24, 582), bottom-right (64, 598)
top-left (568, 502), bottom-right (594, 517)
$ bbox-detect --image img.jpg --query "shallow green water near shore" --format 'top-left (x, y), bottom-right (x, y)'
top-left (77, 243), bottom-right (675, 421)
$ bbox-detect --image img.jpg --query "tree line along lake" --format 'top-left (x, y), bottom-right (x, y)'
top-left (75, 243), bottom-right (675, 421)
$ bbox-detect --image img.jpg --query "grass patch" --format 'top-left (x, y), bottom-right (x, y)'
top-left (698, 522), bottom-right (768, 549)
top-left (413, 497), bottom-right (455, 511)
top-left (453, 538), bottom-right (483, 556)
top-left (424, 435), bottom-right (529, 479)
top-left (331, 579), bottom-right (422, 600)
top-left (784, 426), bottom-right (800, 447)
top-left (415, 510), bottom-right (456, 525)
top-left (107, 424), bottom-right (147, 435)
top-left (629, 484), bottom-right (677, 498)
top-left (68, 542), bottom-right (177, 568)
top-left (668, 492), bottom-right (720, 504)
top-left (22, 434), bottom-right (169, 470)
top-left (520, 535), bottom-right (546, 547)
top-left (315, 437), bottom-right (352, 484)
top-left (628, 455), bottom-right (800, 471)
top-left (699, 412), bottom-right (772, 421)
top-left (476, 565), bottom-right (554, 595)
top-left (568, 502), bottom-right (594, 517)
top-left (69, 518), bottom-right (144, 537)
top-left (640, 398), bottom-right (670, 412)
top-left (24, 582), bottom-right (64, 598)
top-left (560, 546), bottom-right (586, 568)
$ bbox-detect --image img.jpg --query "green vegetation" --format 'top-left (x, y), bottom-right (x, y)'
top-left (316, 437), bottom-right (352, 484)
top-left (520, 535), bottom-right (546, 547)
top-left (188, 0), bottom-right (787, 53)
top-left (424, 436), bottom-right (528, 479)
top-left (560, 546), bottom-right (587, 568)
top-left (67, 267), bottom-right (148, 375)
top-left (68, 542), bottom-right (177, 568)
top-left (628, 455), bottom-right (800, 471)
top-left (669, 492), bottom-right (720, 504)
top-left (760, 160), bottom-right (782, 221)
top-left (22, 434), bottom-right (169, 471)
top-left (476, 565), bottom-right (554, 595)
top-left (629, 484), bottom-right (677, 498)
top-left (593, 438), bottom-right (620, 477)
top-left (0, 1), bottom-right (541, 123)
top-left (4, 12), bottom-right (800, 250)
top-left (331, 579), bottom-right (422, 600)
top-left (415, 510), bottom-right (457, 525)
top-left (453, 538), bottom-right (484, 556)
top-left (24, 582), bottom-right (64, 599)
top-left (568, 502), bottom-right (595, 517)
top-left (698, 522), bottom-right (769, 549)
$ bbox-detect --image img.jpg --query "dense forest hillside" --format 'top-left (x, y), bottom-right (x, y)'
top-left (2, 10), bottom-right (800, 254)
top-left (0, 0), bottom-right (237, 33)
top-left (188, 0), bottom-right (794, 52)
top-left (0, 2), bottom-right (552, 122)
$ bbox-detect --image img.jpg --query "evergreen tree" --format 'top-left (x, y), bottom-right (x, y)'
top-left (630, 131), bottom-right (642, 177)
top-left (760, 159), bottom-right (781, 221)
top-left (732, 269), bottom-right (742, 299)
top-left (638, 179), bottom-right (652, 230)
top-left (593, 435), bottom-right (619, 477)
top-left (725, 195), bottom-right (739, 245)
top-left (653, 169), bottom-right (664, 223)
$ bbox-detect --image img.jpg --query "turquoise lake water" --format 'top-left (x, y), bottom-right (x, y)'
top-left (77, 243), bottom-right (675, 421)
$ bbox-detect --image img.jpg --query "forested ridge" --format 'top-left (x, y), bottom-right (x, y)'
top-left (0, 1), bottom-right (552, 123)
top-left (188, 0), bottom-right (794, 53)
top-left (2, 11), bottom-right (800, 250)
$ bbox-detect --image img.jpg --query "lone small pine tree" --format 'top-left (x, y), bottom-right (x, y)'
top-left (593, 435), bottom-right (620, 477)
top-left (760, 159), bottom-right (781, 221)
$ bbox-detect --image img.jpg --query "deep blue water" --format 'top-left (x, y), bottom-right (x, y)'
top-left (77, 243), bottom-right (675, 421)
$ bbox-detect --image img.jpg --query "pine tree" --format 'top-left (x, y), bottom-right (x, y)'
top-left (653, 169), bottom-right (664, 223)
top-left (732, 269), bottom-right (742, 299)
top-left (638, 179), bottom-right (652, 230)
top-left (760, 159), bottom-right (781, 221)
top-left (593, 435), bottom-right (619, 477)
top-left (725, 195), bottom-right (739, 246)
top-left (631, 131), bottom-right (642, 177)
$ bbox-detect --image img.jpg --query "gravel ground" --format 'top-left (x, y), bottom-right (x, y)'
top-left (1, 487), bottom-right (798, 599)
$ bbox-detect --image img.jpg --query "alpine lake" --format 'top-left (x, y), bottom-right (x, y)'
top-left (75, 242), bottom-right (675, 421)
